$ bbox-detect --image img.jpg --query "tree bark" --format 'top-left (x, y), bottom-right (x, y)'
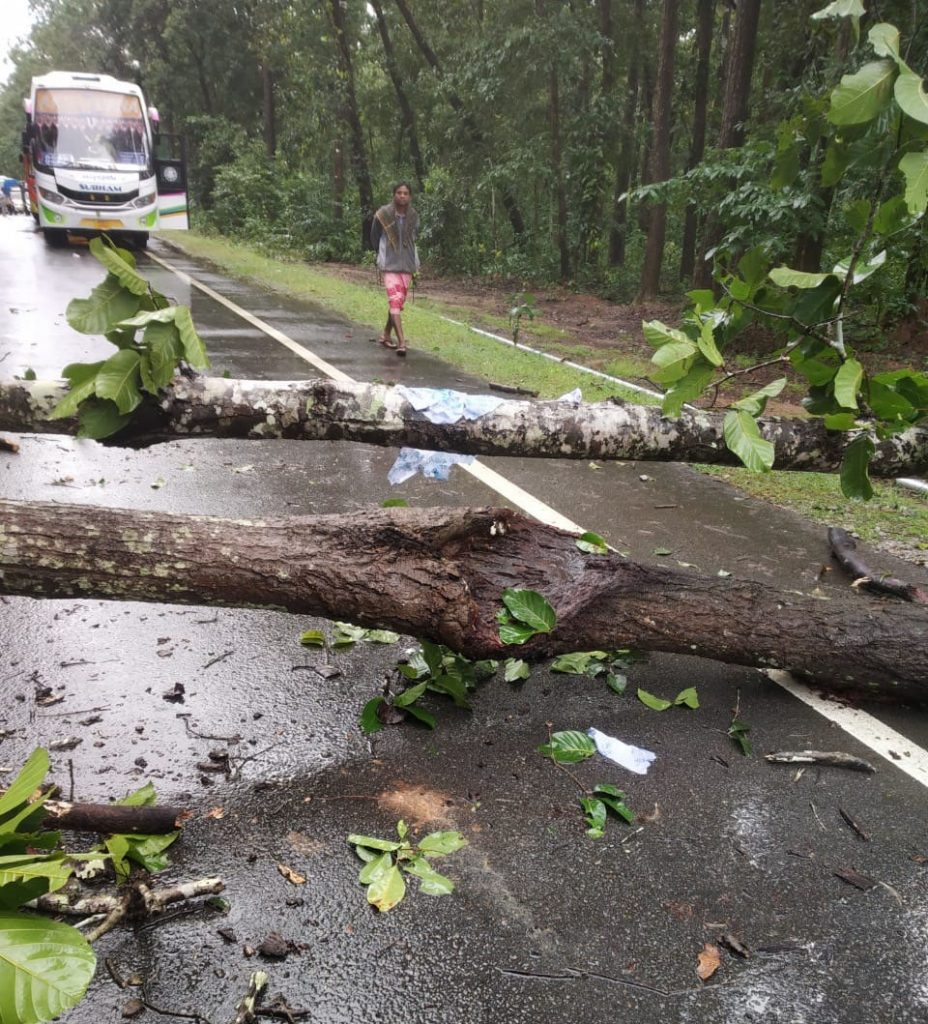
top-left (2, 377), bottom-right (926, 476)
top-left (1, 502), bottom-right (925, 703)
top-left (260, 62), bottom-right (276, 158)
top-left (637, 0), bottom-right (680, 300)
top-left (41, 799), bottom-right (184, 835)
top-left (609, 0), bottom-right (645, 266)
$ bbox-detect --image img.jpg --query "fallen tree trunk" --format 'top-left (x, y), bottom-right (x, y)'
top-left (42, 799), bottom-right (184, 834)
top-left (1, 376), bottom-right (925, 476)
top-left (2, 500), bottom-right (926, 703)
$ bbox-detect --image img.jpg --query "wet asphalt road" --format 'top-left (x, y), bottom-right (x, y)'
top-left (2, 216), bottom-right (928, 1024)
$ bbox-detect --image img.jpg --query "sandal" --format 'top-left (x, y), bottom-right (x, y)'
top-left (396, 346), bottom-right (407, 357)
top-left (379, 336), bottom-right (398, 349)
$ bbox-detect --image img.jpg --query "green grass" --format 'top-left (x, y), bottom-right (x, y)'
top-left (163, 232), bottom-right (654, 404)
top-left (697, 465), bottom-right (928, 558)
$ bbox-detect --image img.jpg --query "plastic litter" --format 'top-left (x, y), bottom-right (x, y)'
top-left (394, 386), bottom-right (506, 424)
top-left (586, 727), bottom-right (656, 775)
top-left (387, 447), bottom-right (475, 485)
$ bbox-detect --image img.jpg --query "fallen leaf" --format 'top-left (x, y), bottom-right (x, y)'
top-left (206, 806), bottom-right (225, 819)
top-left (277, 862), bottom-right (306, 885)
top-left (696, 943), bottom-right (721, 981)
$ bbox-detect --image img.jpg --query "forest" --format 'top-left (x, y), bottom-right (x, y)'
top-left (0, 0), bottom-right (925, 304)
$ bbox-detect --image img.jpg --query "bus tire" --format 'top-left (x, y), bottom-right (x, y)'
top-left (42, 228), bottom-right (67, 247)
top-left (132, 232), bottom-right (149, 251)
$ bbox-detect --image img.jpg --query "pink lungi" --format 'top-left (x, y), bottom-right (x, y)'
top-left (384, 272), bottom-right (412, 313)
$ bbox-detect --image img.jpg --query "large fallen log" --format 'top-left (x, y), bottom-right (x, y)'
top-left (1, 500), bottom-right (925, 703)
top-left (1, 376), bottom-right (926, 475)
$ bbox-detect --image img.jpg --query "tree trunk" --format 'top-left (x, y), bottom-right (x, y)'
top-left (548, 55), bottom-right (570, 280)
top-left (330, 0), bottom-right (375, 247)
top-left (609, 0), bottom-right (645, 266)
top-left (392, 0), bottom-right (525, 237)
top-left (679, 0), bottom-right (715, 282)
top-left (694, 0), bottom-right (763, 289)
top-left (2, 377), bottom-right (926, 476)
top-left (637, 0), bottom-right (680, 300)
top-left (260, 62), bottom-right (276, 158)
top-left (1, 502), bottom-right (925, 703)
top-left (371, 0), bottom-right (427, 191)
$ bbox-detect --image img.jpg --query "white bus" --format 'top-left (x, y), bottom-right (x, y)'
top-left (22, 71), bottom-right (188, 248)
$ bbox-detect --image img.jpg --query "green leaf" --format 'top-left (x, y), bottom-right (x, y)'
top-left (394, 682), bottom-right (428, 708)
top-left (899, 152), bottom-right (928, 214)
top-left (402, 857), bottom-right (454, 895)
top-left (728, 720), bottom-right (753, 757)
top-left (0, 911), bottom-right (96, 1024)
top-left (0, 854), bottom-right (73, 898)
top-left (551, 651), bottom-right (603, 675)
top-left (575, 531), bottom-right (608, 555)
top-left (501, 589), bottom-right (556, 633)
top-left (895, 68), bottom-right (928, 126)
top-left (358, 850), bottom-right (392, 885)
top-left (347, 834), bottom-right (403, 853)
top-left (840, 433), bottom-right (875, 500)
top-left (123, 832), bottom-right (178, 874)
top-left (593, 785), bottom-right (636, 824)
top-left (768, 266), bottom-right (833, 289)
top-left (823, 412), bottom-right (859, 430)
top-left (299, 629), bottom-right (326, 647)
top-left (833, 358), bottom-right (864, 410)
top-left (695, 320), bottom-right (724, 367)
top-left (833, 249), bottom-right (886, 284)
top-left (77, 399), bottom-right (130, 440)
top-left (367, 861), bottom-right (406, 912)
top-left (674, 687), bottom-right (700, 709)
top-left (0, 750), bottom-right (49, 827)
top-left (606, 672), bottom-right (627, 694)
top-left (175, 306), bottom-right (210, 369)
top-left (404, 704), bottom-right (437, 729)
top-left (48, 363), bottom-right (105, 420)
top-left (503, 658), bottom-right (530, 682)
top-left (364, 629), bottom-right (401, 644)
top-left (381, 498), bottom-right (409, 508)
top-left (66, 274), bottom-right (142, 335)
top-left (642, 320), bottom-right (693, 349)
top-left (637, 688), bottom-right (672, 711)
top-left (537, 730), bottom-right (596, 764)
top-left (731, 378), bottom-right (787, 417)
top-left (90, 236), bottom-right (149, 295)
top-left (868, 22), bottom-right (901, 61)
top-left (117, 781), bottom-right (157, 807)
top-left (724, 410), bottom-right (775, 474)
top-left (417, 831), bottom-right (468, 857)
top-left (828, 60), bottom-right (897, 125)
top-left (652, 339), bottom-right (698, 368)
top-left (359, 697), bottom-right (385, 735)
top-left (94, 350), bottom-right (142, 415)
top-left (498, 623), bottom-right (536, 647)
top-left (821, 142), bottom-right (851, 186)
top-left (580, 797), bottom-right (607, 838)
top-left (142, 321), bottom-right (182, 391)
top-left (811, 0), bottom-right (864, 20)
top-left (653, 547), bottom-right (673, 556)
top-left (661, 361), bottom-right (715, 418)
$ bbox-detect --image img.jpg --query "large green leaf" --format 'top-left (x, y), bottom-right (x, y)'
top-left (0, 750), bottom-right (49, 826)
top-left (66, 275), bottom-right (142, 335)
top-left (637, 688), bottom-right (672, 711)
top-left (695, 320), bottom-right (723, 367)
top-left (402, 857), bottom-right (454, 895)
top-left (840, 434), bottom-right (875, 500)
top-left (497, 622), bottom-right (538, 646)
top-left (93, 350), bottom-right (142, 415)
top-left (89, 236), bottom-right (149, 296)
top-left (537, 730), bottom-right (596, 764)
top-left (642, 320), bottom-right (692, 349)
top-left (501, 589), bottom-right (556, 633)
top-left (77, 399), bottom-right (130, 440)
top-left (141, 321), bottom-right (182, 392)
top-left (895, 69), bottom-right (928, 126)
top-left (0, 912), bottom-right (96, 1024)
top-left (868, 23), bottom-right (900, 61)
top-left (811, 0), bottom-right (864, 19)
top-left (366, 860), bottom-right (406, 912)
top-left (833, 358), bottom-right (864, 410)
top-left (117, 782), bottom-right (157, 807)
top-left (661, 361), bottom-right (715, 417)
top-left (769, 266), bottom-right (833, 289)
top-left (828, 60), bottom-right (897, 125)
top-left (732, 378), bottom-right (787, 417)
top-left (175, 306), bottom-right (210, 369)
top-left (723, 410), bottom-right (775, 473)
top-left (899, 152), bottom-right (928, 214)
top-left (0, 855), bottom-right (72, 898)
top-left (417, 831), bottom-right (468, 857)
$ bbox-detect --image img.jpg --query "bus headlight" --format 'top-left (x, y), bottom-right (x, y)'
top-left (131, 194), bottom-right (155, 208)
top-left (39, 187), bottom-right (64, 204)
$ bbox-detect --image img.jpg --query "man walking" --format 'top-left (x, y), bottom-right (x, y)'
top-left (371, 182), bottom-right (419, 357)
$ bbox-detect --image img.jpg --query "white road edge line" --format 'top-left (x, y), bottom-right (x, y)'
top-left (148, 249), bottom-right (928, 786)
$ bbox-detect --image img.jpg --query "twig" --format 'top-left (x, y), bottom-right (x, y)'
top-left (140, 984), bottom-right (214, 1024)
top-left (766, 751), bottom-right (876, 774)
top-left (810, 800), bottom-right (827, 831)
top-left (67, 758), bottom-right (75, 803)
top-left (176, 713), bottom-right (242, 743)
top-left (202, 650), bottom-right (234, 670)
top-left (828, 527), bottom-right (928, 605)
top-left (839, 807), bottom-right (871, 841)
top-left (231, 970), bottom-right (268, 1024)
top-left (488, 381), bottom-right (539, 397)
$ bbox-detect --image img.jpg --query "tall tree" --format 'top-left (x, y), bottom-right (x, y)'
top-left (637, 0), bottom-right (680, 299)
top-left (330, 0), bottom-right (376, 246)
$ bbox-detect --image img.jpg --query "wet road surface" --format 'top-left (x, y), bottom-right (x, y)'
top-left (2, 216), bottom-right (928, 1023)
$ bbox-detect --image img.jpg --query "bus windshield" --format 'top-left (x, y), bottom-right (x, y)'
top-left (33, 88), bottom-right (150, 173)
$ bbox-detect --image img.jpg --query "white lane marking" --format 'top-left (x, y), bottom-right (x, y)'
top-left (146, 251), bottom-right (353, 383)
top-left (149, 249), bottom-right (928, 787)
top-left (767, 670), bottom-right (928, 787)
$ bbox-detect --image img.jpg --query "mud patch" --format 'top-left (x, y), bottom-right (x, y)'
top-left (377, 782), bottom-right (455, 827)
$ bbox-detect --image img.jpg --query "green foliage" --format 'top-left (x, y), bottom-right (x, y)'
top-left (497, 588), bottom-right (556, 646)
top-left (636, 687), bottom-right (700, 711)
top-left (550, 649), bottom-right (640, 694)
top-left (728, 719), bottom-right (753, 757)
top-left (537, 730), bottom-right (596, 764)
top-left (50, 238), bottom-right (208, 439)
top-left (508, 293), bottom-right (537, 345)
top-left (580, 784), bottom-right (635, 839)
top-left (347, 821), bottom-right (467, 912)
top-left (575, 531), bottom-right (609, 555)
